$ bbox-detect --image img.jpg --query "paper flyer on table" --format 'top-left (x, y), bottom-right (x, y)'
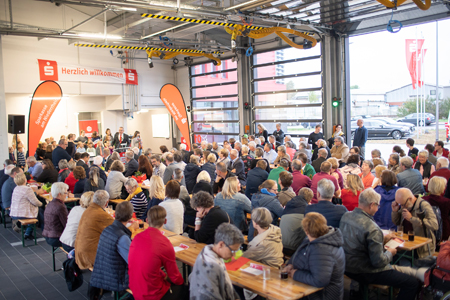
top-left (241, 267), bottom-right (263, 276)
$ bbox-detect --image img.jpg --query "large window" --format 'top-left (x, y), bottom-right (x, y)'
top-left (190, 59), bottom-right (239, 143)
top-left (252, 46), bottom-right (323, 141)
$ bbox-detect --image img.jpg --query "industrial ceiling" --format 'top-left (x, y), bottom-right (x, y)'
top-left (0, 0), bottom-right (448, 54)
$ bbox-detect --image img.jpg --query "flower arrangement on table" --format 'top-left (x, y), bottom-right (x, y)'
top-left (132, 171), bottom-right (147, 184)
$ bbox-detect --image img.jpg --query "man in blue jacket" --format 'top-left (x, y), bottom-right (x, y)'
top-left (245, 160), bottom-right (269, 199)
top-left (353, 119), bottom-right (368, 159)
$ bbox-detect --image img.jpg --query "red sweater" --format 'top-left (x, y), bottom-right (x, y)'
top-left (341, 189), bottom-right (361, 211)
top-left (128, 227), bottom-right (184, 300)
top-left (64, 172), bottom-right (78, 193)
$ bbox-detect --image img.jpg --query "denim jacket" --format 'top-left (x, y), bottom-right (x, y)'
top-left (214, 192), bottom-right (251, 231)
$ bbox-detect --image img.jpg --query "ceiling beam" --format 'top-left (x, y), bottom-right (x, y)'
top-left (107, 12), bottom-right (130, 26)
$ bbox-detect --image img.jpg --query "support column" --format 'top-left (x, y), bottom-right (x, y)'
top-left (0, 36), bottom-right (9, 162)
top-left (237, 36), bottom-right (252, 137)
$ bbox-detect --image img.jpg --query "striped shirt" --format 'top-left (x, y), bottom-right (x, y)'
top-left (130, 191), bottom-right (148, 219)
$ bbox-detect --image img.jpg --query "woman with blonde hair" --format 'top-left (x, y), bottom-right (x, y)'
top-left (84, 167), bottom-right (105, 192)
top-left (192, 171), bottom-right (213, 195)
top-left (60, 191), bottom-right (94, 252)
top-left (311, 139), bottom-right (331, 162)
top-left (256, 123), bottom-right (268, 143)
top-left (423, 176), bottom-right (450, 240)
top-left (140, 175), bottom-right (166, 221)
top-left (341, 174), bottom-right (364, 211)
top-left (214, 176), bottom-right (251, 231)
top-left (371, 165), bottom-right (387, 189)
top-left (105, 160), bottom-right (127, 199)
top-left (327, 157), bottom-right (344, 190)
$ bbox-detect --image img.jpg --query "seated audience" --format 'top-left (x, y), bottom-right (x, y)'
top-left (388, 153), bottom-right (402, 175)
top-left (75, 190), bottom-right (114, 269)
top-left (291, 159), bottom-right (312, 195)
top-left (214, 177), bottom-right (251, 232)
top-left (428, 157), bottom-right (450, 192)
top-left (249, 180), bottom-right (284, 241)
top-left (283, 212), bottom-right (345, 299)
top-left (296, 152), bottom-right (316, 179)
top-left (277, 171), bottom-right (296, 206)
top-left (84, 167), bottom-right (105, 192)
top-left (73, 166), bottom-right (87, 197)
top-left (263, 143), bottom-right (277, 164)
top-left (311, 139), bottom-right (331, 162)
top-left (141, 175), bottom-right (166, 220)
top-left (189, 223), bottom-right (243, 300)
top-left (129, 206), bottom-right (186, 299)
top-left (159, 180), bottom-right (184, 235)
top-left (310, 161), bottom-right (341, 204)
top-left (372, 165), bottom-right (387, 189)
top-left (406, 138), bottom-right (419, 157)
top-left (229, 149), bottom-right (247, 187)
top-left (339, 154), bottom-right (362, 186)
top-left (10, 172), bottom-right (42, 238)
top-left (312, 148), bottom-right (328, 174)
top-left (184, 155), bottom-right (202, 194)
top-left (373, 170), bottom-right (400, 230)
top-left (26, 156), bottom-right (43, 178)
top-left (76, 152), bottom-right (90, 173)
top-left (163, 152), bottom-right (186, 186)
top-left (434, 140), bottom-right (450, 158)
top-left (286, 141), bottom-right (296, 161)
top-left (125, 178), bottom-right (147, 219)
top-left (149, 155), bottom-right (165, 179)
top-left (89, 156), bottom-right (107, 183)
top-left (105, 151), bottom-right (119, 172)
top-left (45, 144), bottom-right (53, 160)
top-left (392, 188), bottom-right (438, 258)
top-left (90, 201), bottom-right (138, 297)
top-left (371, 149), bottom-right (386, 166)
top-left (60, 192), bottom-right (94, 252)
top-left (138, 155), bottom-right (153, 179)
top-left (201, 153), bottom-right (217, 184)
top-left (349, 146), bottom-right (364, 165)
top-left (240, 145), bottom-right (253, 174)
top-left (217, 148), bottom-right (230, 167)
top-left (397, 156), bottom-right (425, 195)
top-left (414, 150), bottom-right (436, 179)
top-left (340, 188), bottom-right (422, 300)
top-left (57, 159), bottom-right (70, 182)
top-left (36, 159), bottom-right (58, 183)
top-left (245, 159), bottom-right (269, 200)
top-left (268, 158), bottom-right (290, 191)
top-left (105, 160), bottom-right (128, 199)
top-left (359, 160), bottom-right (375, 189)
top-left (191, 191), bottom-right (230, 245)
top-left (274, 145), bottom-right (291, 165)
top-left (124, 150), bottom-right (139, 177)
top-left (297, 141), bottom-right (312, 164)
top-left (327, 157), bottom-right (344, 190)
top-left (244, 207), bottom-right (283, 268)
top-left (249, 147), bottom-right (271, 173)
top-left (306, 178), bottom-right (347, 227)
top-left (393, 145), bottom-right (406, 158)
top-left (2, 166), bottom-right (22, 211)
top-left (280, 188), bottom-right (313, 255)
top-left (330, 136), bottom-right (349, 164)
top-left (341, 174), bottom-right (364, 212)
top-left (425, 143), bottom-right (437, 166)
top-left (213, 162), bottom-right (235, 194)
top-left (64, 160), bottom-right (77, 193)
top-left (42, 182), bottom-right (70, 247)
top-left (423, 176), bottom-right (450, 241)
top-left (86, 142), bottom-right (96, 156)
top-left (192, 171), bottom-right (213, 195)
top-left (76, 142), bottom-right (85, 153)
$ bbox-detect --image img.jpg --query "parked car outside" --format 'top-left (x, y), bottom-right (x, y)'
top-left (397, 113), bottom-right (435, 126)
top-left (371, 117), bottom-right (415, 132)
top-left (351, 120), bottom-right (411, 140)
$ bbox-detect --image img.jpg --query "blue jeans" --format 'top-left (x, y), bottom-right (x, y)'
top-left (11, 217), bottom-right (34, 236)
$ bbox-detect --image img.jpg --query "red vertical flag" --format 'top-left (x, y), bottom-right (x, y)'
top-left (405, 39), bottom-right (425, 89)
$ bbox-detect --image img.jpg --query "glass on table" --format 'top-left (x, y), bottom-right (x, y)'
top-left (397, 226), bottom-right (404, 237)
top-left (408, 230), bottom-right (415, 242)
top-left (263, 267), bottom-right (271, 280)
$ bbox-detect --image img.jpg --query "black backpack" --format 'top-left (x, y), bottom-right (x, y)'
top-left (63, 257), bottom-right (83, 292)
top-left (419, 200), bottom-right (443, 243)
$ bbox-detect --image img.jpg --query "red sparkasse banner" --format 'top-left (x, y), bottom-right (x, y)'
top-left (160, 84), bottom-right (191, 151)
top-left (79, 120), bottom-right (99, 138)
top-left (405, 39), bottom-right (425, 89)
top-left (28, 81), bottom-right (62, 157)
top-left (38, 59), bottom-right (138, 85)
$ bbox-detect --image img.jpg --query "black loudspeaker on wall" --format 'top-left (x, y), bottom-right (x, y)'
top-left (8, 115), bottom-right (25, 134)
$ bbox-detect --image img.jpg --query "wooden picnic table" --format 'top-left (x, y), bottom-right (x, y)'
top-left (166, 235), bottom-right (322, 300)
top-left (108, 199), bottom-right (127, 205)
top-left (40, 193), bottom-right (80, 203)
top-left (392, 232), bottom-right (432, 266)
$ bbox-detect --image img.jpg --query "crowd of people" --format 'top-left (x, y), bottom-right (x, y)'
top-left (1, 120), bottom-right (449, 300)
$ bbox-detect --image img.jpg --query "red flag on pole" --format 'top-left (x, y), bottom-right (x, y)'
top-left (405, 39), bottom-right (425, 89)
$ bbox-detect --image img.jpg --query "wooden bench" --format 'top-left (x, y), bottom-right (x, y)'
top-left (52, 246), bottom-right (69, 271)
top-left (18, 218), bottom-right (38, 247)
top-left (1, 207), bottom-right (10, 228)
top-left (344, 275), bottom-right (393, 300)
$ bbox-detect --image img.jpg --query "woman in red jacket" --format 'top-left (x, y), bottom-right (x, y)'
top-left (128, 206), bottom-right (186, 300)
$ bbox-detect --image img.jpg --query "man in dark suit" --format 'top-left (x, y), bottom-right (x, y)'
top-left (112, 127), bottom-right (130, 148)
top-left (77, 152), bottom-right (90, 174)
top-left (228, 149), bottom-right (246, 187)
top-left (311, 148), bottom-right (328, 174)
top-left (123, 150), bottom-right (138, 177)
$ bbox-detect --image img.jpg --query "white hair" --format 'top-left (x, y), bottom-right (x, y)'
top-left (132, 147), bottom-right (139, 155)
top-left (255, 138), bottom-right (261, 145)
top-left (201, 141), bottom-right (207, 146)
top-left (248, 141), bottom-right (256, 148)
top-left (231, 149), bottom-right (239, 157)
top-left (126, 150), bottom-right (134, 160)
top-left (93, 190), bottom-right (110, 207)
top-left (400, 156), bottom-right (414, 169)
top-left (359, 188), bottom-right (381, 207)
top-left (180, 143), bottom-right (186, 150)
top-left (125, 178), bottom-right (138, 188)
top-left (197, 170), bottom-right (211, 183)
top-left (418, 150), bottom-right (429, 158)
top-left (317, 179), bottom-right (335, 199)
top-left (27, 156), bottom-right (37, 163)
top-left (5, 165), bottom-right (14, 175)
top-left (93, 155), bottom-right (103, 166)
top-left (437, 157), bottom-right (449, 168)
top-left (51, 182), bottom-right (69, 198)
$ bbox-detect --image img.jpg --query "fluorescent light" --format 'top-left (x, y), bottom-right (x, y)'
top-left (110, 6), bottom-right (137, 12)
top-left (63, 33), bottom-right (122, 40)
top-left (224, 0), bottom-right (261, 11)
top-left (141, 23), bottom-right (189, 40)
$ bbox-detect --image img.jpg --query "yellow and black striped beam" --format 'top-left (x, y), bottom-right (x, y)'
top-left (74, 43), bottom-right (223, 54)
top-left (141, 13), bottom-right (264, 30)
